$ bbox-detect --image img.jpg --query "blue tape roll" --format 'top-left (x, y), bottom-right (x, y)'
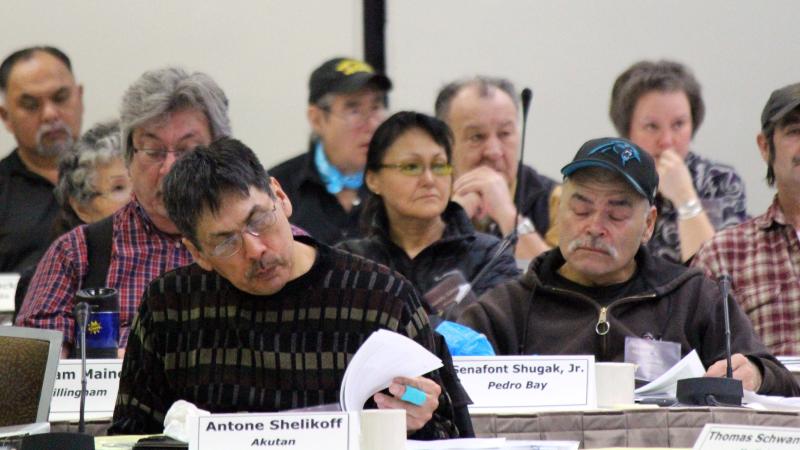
top-left (401, 385), bottom-right (426, 406)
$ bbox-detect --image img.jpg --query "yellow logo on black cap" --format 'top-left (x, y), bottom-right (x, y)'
top-left (336, 59), bottom-right (374, 76)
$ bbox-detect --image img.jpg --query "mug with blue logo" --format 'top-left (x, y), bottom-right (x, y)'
top-left (73, 287), bottom-right (119, 359)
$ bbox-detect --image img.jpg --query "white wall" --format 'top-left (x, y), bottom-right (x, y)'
top-left (2, 0), bottom-right (798, 214)
top-left (0, 0), bottom-right (363, 170)
top-left (387, 0), bottom-right (800, 214)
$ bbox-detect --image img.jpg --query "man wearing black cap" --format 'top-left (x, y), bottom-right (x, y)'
top-left (269, 57), bottom-right (391, 244)
top-left (693, 82), bottom-right (800, 357)
top-left (459, 137), bottom-right (800, 396)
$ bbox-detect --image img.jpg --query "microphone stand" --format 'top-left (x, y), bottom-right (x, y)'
top-left (20, 302), bottom-right (95, 450)
top-left (75, 302), bottom-right (89, 433)
top-left (676, 275), bottom-right (743, 406)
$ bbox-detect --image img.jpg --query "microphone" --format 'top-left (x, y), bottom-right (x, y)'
top-left (511, 88), bottom-right (533, 236)
top-left (74, 302), bottom-right (90, 433)
top-left (676, 274), bottom-right (743, 406)
top-left (719, 274), bottom-right (733, 378)
top-left (19, 305), bottom-right (96, 449)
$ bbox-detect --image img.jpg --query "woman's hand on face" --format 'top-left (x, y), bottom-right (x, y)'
top-left (656, 149), bottom-right (697, 206)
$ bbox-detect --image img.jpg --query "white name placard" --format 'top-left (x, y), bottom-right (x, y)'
top-left (0, 273), bottom-right (20, 312)
top-left (49, 359), bottom-right (122, 422)
top-left (693, 423), bottom-right (800, 450)
top-left (191, 412), bottom-right (352, 450)
top-left (453, 355), bottom-right (596, 412)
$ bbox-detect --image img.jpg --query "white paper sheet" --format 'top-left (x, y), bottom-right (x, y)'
top-left (339, 329), bottom-right (442, 411)
top-left (634, 349), bottom-right (705, 397)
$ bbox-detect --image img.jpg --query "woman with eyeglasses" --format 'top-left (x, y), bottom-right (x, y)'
top-left (338, 111), bottom-right (519, 317)
top-left (52, 120), bottom-right (132, 236)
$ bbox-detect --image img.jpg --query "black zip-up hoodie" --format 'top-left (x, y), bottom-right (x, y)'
top-left (459, 246), bottom-right (800, 396)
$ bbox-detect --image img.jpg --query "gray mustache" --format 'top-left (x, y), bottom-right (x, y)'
top-left (566, 236), bottom-right (618, 258)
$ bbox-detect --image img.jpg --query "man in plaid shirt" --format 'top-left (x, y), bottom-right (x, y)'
top-left (693, 82), bottom-right (800, 356)
top-left (16, 67), bottom-right (231, 356)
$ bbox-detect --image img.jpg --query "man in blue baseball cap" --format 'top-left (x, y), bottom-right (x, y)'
top-left (458, 137), bottom-right (800, 396)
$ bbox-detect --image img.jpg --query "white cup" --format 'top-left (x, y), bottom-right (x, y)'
top-left (595, 362), bottom-right (636, 408)
top-left (359, 409), bottom-right (406, 450)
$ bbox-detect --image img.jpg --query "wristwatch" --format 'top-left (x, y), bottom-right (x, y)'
top-left (516, 216), bottom-right (537, 236)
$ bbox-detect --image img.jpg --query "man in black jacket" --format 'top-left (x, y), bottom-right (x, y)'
top-left (269, 57), bottom-right (391, 244)
top-left (459, 137), bottom-right (800, 396)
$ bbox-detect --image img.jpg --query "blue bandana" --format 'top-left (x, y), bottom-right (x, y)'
top-left (314, 141), bottom-right (364, 194)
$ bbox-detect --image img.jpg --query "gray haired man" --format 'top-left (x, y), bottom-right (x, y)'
top-left (17, 67), bottom-right (231, 357)
top-left (435, 77), bottom-right (557, 261)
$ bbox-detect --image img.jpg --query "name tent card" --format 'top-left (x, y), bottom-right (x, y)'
top-left (49, 359), bottom-right (122, 422)
top-left (191, 412), bottom-right (351, 450)
top-left (453, 355), bottom-right (596, 412)
top-left (0, 273), bottom-right (20, 312)
top-left (693, 423), bottom-right (800, 450)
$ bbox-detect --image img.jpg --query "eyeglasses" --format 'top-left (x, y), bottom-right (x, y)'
top-left (208, 204), bottom-right (278, 258)
top-left (322, 104), bottom-right (386, 128)
top-left (88, 185), bottom-right (132, 203)
top-left (133, 147), bottom-right (195, 166)
top-left (379, 162), bottom-right (453, 177)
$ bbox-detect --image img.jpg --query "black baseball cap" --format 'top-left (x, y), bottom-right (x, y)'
top-left (561, 137), bottom-right (658, 204)
top-left (308, 57), bottom-right (392, 104)
top-left (761, 82), bottom-right (800, 132)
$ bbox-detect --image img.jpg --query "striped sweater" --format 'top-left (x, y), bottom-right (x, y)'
top-left (110, 239), bottom-right (461, 439)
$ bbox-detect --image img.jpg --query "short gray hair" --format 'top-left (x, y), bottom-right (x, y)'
top-left (55, 120), bottom-right (122, 206)
top-left (120, 67), bottom-right (231, 164)
top-left (434, 76), bottom-right (519, 122)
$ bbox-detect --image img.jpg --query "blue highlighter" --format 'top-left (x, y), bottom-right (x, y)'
top-left (401, 385), bottom-right (426, 406)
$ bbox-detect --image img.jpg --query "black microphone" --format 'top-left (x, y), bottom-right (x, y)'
top-left (19, 305), bottom-right (96, 450)
top-left (73, 302), bottom-right (90, 434)
top-left (719, 274), bottom-right (734, 378)
top-left (511, 88), bottom-right (533, 234)
top-left (676, 274), bottom-right (743, 406)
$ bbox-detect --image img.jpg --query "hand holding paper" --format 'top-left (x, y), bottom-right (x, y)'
top-left (374, 376), bottom-right (441, 432)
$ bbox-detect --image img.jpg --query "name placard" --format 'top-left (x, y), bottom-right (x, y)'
top-left (453, 355), bottom-right (596, 412)
top-left (0, 273), bottom-right (20, 312)
top-left (49, 359), bottom-right (123, 422)
top-left (191, 412), bottom-right (351, 450)
top-left (693, 423), bottom-right (800, 450)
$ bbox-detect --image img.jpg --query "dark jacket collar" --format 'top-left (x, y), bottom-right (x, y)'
top-left (523, 244), bottom-right (703, 298)
top-left (367, 201), bottom-right (477, 247)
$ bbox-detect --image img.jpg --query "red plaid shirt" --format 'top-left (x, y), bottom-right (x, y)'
top-left (692, 196), bottom-right (800, 355)
top-left (16, 199), bottom-right (193, 347)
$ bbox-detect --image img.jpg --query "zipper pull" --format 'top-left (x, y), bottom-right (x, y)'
top-left (595, 306), bottom-right (610, 335)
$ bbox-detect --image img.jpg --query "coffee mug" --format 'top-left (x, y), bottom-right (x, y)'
top-left (595, 362), bottom-right (636, 408)
top-left (359, 409), bottom-right (405, 450)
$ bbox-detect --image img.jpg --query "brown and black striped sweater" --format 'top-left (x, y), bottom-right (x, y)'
top-left (110, 239), bottom-right (463, 439)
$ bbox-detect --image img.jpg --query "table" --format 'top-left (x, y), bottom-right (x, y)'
top-left (471, 407), bottom-right (800, 448)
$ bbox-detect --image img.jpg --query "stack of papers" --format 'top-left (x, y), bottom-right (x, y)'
top-left (777, 355), bottom-right (800, 372)
top-left (339, 329), bottom-right (443, 411)
top-left (406, 438), bottom-right (579, 450)
top-left (634, 350), bottom-right (705, 398)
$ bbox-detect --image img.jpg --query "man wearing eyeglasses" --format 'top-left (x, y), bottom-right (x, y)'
top-left (269, 57), bottom-right (391, 244)
top-left (17, 67), bottom-right (231, 357)
top-left (110, 137), bottom-right (468, 439)
top-left (0, 46), bottom-right (84, 273)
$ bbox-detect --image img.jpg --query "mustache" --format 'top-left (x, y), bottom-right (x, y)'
top-left (36, 121), bottom-right (70, 141)
top-left (566, 236), bottom-right (618, 258)
top-left (245, 254), bottom-right (282, 279)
